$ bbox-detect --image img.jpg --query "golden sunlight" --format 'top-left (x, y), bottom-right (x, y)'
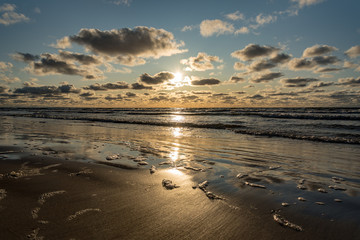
top-left (172, 127), bottom-right (182, 137)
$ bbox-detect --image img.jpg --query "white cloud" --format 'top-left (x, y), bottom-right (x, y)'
top-left (200, 19), bottom-right (234, 37)
top-left (235, 27), bottom-right (249, 35)
top-left (0, 3), bottom-right (29, 26)
top-left (345, 45), bottom-right (360, 58)
top-left (291, 0), bottom-right (325, 8)
top-left (225, 11), bottom-right (245, 21)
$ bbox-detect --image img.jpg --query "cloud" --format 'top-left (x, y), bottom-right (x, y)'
top-left (83, 82), bottom-right (130, 91)
top-left (314, 67), bottom-right (343, 73)
top-left (181, 25), bottom-right (194, 32)
top-left (14, 52), bottom-right (104, 79)
top-left (308, 81), bottom-right (334, 89)
top-left (0, 3), bottom-right (29, 26)
top-left (131, 82), bottom-right (153, 90)
top-left (59, 51), bottom-right (102, 65)
top-left (51, 37), bottom-right (72, 49)
top-left (231, 44), bottom-right (279, 61)
top-left (116, 55), bottom-right (147, 66)
top-left (0, 85), bottom-right (9, 93)
top-left (281, 77), bottom-right (318, 87)
top-left (111, 0), bottom-right (132, 6)
top-left (228, 75), bottom-right (246, 83)
top-left (14, 84), bottom-right (80, 95)
top-left (140, 71), bottom-right (175, 85)
top-left (252, 14), bottom-right (277, 28)
top-left (338, 77), bottom-right (360, 87)
top-left (0, 75), bottom-right (20, 83)
top-left (248, 59), bottom-right (277, 72)
top-left (226, 11), bottom-right (245, 21)
top-left (345, 45), bottom-right (360, 58)
top-left (233, 62), bottom-right (246, 70)
top-left (11, 52), bottom-right (40, 62)
top-left (250, 72), bottom-right (283, 83)
top-left (235, 27), bottom-right (250, 34)
top-left (269, 53), bottom-right (292, 64)
top-left (105, 94), bottom-right (123, 101)
top-left (288, 56), bottom-right (339, 70)
top-left (302, 44), bottom-right (338, 57)
top-left (180, 52), bottom-right (222, 71)
top-left (68, 27), bottom-right (187, 59)
top-left (291, 0), bottom-right (325, 8)
top-left (191, 78), bottom-right (221, 86)
top-left (0, 61), bottom-right (13, 72)
top-left (200, 19), bottom-right (234, 37)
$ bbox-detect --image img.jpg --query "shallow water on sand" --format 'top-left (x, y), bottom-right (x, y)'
top-left (1, 115), bottom-right (360, 226)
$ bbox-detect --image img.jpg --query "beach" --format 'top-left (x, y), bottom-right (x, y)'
top-left (1, 110), bottom-right (360, 239)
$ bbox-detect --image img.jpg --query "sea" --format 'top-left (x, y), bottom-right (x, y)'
top-left (1, 107), bottom-right (360, 225)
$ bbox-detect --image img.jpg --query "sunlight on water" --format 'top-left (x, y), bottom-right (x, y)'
top-left (172, 127), bottom-right (182, 137)
top-left (165, 168), bottom-right (184, 176)
top-left (172, 115), bottom-right (185, 122)
top-left (169, 146), bottom-right (179, 162)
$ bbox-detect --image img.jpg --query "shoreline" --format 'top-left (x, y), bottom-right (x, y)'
top-left (1, 149), bottom-right (359, 239)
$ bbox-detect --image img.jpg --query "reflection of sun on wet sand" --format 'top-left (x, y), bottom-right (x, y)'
top-left (0, 148), bottom-right (358, 240)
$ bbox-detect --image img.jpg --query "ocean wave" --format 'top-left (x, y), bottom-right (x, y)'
top-left (234, 129), bottom-right (360, 144)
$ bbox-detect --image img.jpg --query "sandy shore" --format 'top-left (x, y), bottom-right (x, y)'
top-left (0, 147), bottom-right (358, 240)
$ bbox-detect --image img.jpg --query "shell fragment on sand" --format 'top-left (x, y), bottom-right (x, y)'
top-left (328, 185), bottom-right (347, 191)
top-left (297, 197), bottom-right (306, 201)
top-left (317, 188), bottom-right (327, 193)
top-left (273, 214), bottom-right (303, 231)
top-left (297, 184), bottom-right (306, 190)
top-left (245, 182), bottom-right (266, 189)
top-left (67, 208), bottom-right (101, 221)
top-left (334, 199), bottom-right (342, 203)
top-left (150, 165), bottom-right (156, 174)
top-left (236, 173), bottom-right (248, 179)
top-left (38, 190), bottom-right (66, 205)
top-left (281, 202), bottom-right (290, 207)
top-left (106, 154), bottom-right (119, 160)
top-left (137, 161), bottom-right (148, 166)
top-left (315, 201), bottom-right (325, 205)
top-left (162, 179), bottom-right (180, 190)
top-left (0, 189), bottom-right (6, 201)
top-left (198, 181), bottom-right (209, 191)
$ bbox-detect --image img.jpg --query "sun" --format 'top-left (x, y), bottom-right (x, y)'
top-left (170, 72), bottom-right (183, 86)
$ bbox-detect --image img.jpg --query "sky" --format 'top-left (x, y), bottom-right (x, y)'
top-left (0, 0), bottom-right (359, 107)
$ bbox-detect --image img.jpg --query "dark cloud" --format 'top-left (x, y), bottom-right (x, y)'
top-left (79, 92), bottom-right (95, 97)
top-left (149, 95), bottom-right (169, 101)
top-left (180, 52), bottom-right (222, 71)
top-left (0, 85), bottom-right (8, 93)
top-left (228, 75), bottom-right (245, 83)
top-left (250, 72), bottom-right (283, 83)
top-left (314, 67), bottom-right (343, 73)
top-left (191, 91), bottom-right (212, 95)
top-left (247, 94), bottom-right (265, 100)
top-left (131, 82), bottom-right (153, 90)
top-left (231, 44), bottom-right (279, 61)
top-left (270, 53), bottom-right (292, 64)
top-left (302, 44), bottom-right (337, 57)
top-left (288, 56), bottom-right (339, 71)
top-left (312, 56), bottom-right (339, 65)
top-left (11, 52), bottom-right (40, 62)
top-left (105, 94), bottom-right (123, 101)
top-left (140, 72), bottom-right (174, 85)
top-left (14, 84), bottom-right (80, 95)
top-left (281, 77), bottom-right (318, 87)
top-left (59, 51), bottom-right (101, 65)
top-left (308, 81), bottom-right (334, 89)
top-left (338, 77), bottom-right (360, 87)
top-left (116, 55), bottom-right (146, 66)
top-left (248, 59), bottom-right (277, 72)
top-left (84, 81), bottom-right (130, 91)
top-left (68, 27), bottom-right (186, 59)
top-left (191, 78), bottom-right (221, 86)
top-left (18, 53), bottom-right (104, 79)
top-left (125, 92), bottom-right (136, 97)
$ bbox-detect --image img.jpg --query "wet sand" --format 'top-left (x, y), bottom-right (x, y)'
top-left (0, 149), bottom-right (359, 240)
